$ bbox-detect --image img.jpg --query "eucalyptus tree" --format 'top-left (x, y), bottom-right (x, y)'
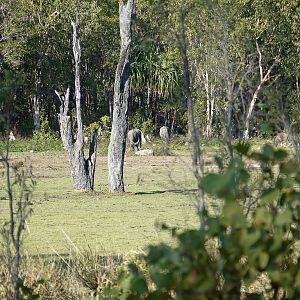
top-left (108, 0), bottom-right (134, 193)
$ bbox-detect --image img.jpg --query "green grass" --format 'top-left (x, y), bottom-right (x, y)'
top-left (2, 147), bottom-right (202, 256)
top-left (0, 137), bottom-right (276, 256)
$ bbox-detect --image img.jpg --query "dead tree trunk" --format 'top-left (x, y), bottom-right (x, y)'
top-left (55, 17), bottom-right (99, 192)
top-left (177, 7), bottom-right (206, 230)
top-left (108, 0), bottom-right (134, 192)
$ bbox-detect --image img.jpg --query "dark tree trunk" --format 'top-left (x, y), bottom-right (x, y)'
top-left (55, 16), bottom-right (99, 192)
top-left (108, 0), bottom-right (134, 192)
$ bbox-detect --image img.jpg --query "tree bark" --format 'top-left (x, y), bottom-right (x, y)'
top-left (55, 16), bottom-right (99, 192)
top-left (177, 7), bottom-right (206, 230)
top-left (108, 0), bottom-right (134, 193)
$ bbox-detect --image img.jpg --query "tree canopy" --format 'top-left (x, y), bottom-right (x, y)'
top-left (0, 0), bottom-right (299, 138)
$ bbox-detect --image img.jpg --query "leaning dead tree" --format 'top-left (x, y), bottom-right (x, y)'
top-left (55, 16), bottom-right (99, 192)
top-left (108, 0), bottom-right (134, 192)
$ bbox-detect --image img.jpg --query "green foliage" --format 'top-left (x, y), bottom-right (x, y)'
top-left (128, 111), bottom-right (143, 130)
top-left (0, 146), bottom-right (37, 299)
top-left (103, 143), bottom-right (300, 299)
top-left (141, 119), bottom-right (158, 135)
top-left (84, 121), bottom-right (100, 139)
top-left (31, 114), bottom-right (62, 151)
top-left (128, 114), bottom-right (158, 135)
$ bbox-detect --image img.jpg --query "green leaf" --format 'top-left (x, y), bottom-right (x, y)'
top-left (239, 169), bottom-right (250, 183)
top-left (16, 277), bottom-right (24, 288)
top-left (131, 276), bottom-right (149, 296)
top-left (280, 161), bottom-right (297, 174)
top-left (258, 252), bottom-right (269, 269)
top-left (274, 149), bottom-right (288, 161)
top-left (202, 173), bottom-right (225, 195)
top-left (275, 210), bottom-right (293, 226)
top-left (242, 229), bottom-right (261, 248)
top-left (257, 103), bottom-right (268, 110)
top-left (260, 122), bottom-right (272, 134)
top-left (253, 208), bottom-right (272, 229)
top-left (150, 265), bottom-right (175, 290)
top-left (269, 270), bottom-right (281, 283)
top-left (221, 201), bottom-right (246, 228)
top-left (260, 188), bottom-right (280, 204)
top-left (202, 171), bottom-right (237, 200)
top-left (262, 144), bottom-right (274, 160)
top-left (234, 142), bottom-right (251, 156)
top-left (214, 156), bottom-right (224, 170)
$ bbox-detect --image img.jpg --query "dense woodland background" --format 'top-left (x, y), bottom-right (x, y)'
top-left (1, 1), bottom-right (300, 299)
top-left (1, 0), bottom-right (299, 139)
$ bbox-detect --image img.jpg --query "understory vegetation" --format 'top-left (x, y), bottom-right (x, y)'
top-left (0, 142), bottom-right (299, 299)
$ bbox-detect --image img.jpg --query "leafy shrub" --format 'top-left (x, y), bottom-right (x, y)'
top-left (31, 113), bottom-right (62, 151)
top-left (128, 111), bottom-right (143, 129)
top-left (99, 115), bottom-right (111, 139)
top-left (84, 121), bottom-right (100, 140)
top-left (151, 142), bottom-right (172, 156)
top-left (175, 111), bottom-right (188, 135)
top-left (0, 138), bottom-right (33, 152)
top-left (141, 119), bottom-right (158, 135)
top-left (102, 143), bottom-right (300, 299)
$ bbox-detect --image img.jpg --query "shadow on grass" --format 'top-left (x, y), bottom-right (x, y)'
top-left (134, 188), bottom-right (197, 195)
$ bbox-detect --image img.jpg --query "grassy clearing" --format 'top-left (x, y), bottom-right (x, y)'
top-left (0, 137), bottom-right (276, 256)
top-left (1, 138), bottom-right (293, 298)
top-left (2, 143), bottom-right (201, 256)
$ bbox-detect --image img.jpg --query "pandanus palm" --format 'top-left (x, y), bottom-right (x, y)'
top-left (131, 47), bottom-right (179, 123)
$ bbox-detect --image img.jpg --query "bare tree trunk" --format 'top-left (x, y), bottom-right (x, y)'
top-left (204, 71), bottom-right (215, 139)
top-left (177, 6), bottom-right (206, 230)
top-left (55, 16), bottom-right (99, 192)
top-left (33, 95), bottom-right (41, 130)
top-left (108, 0), bottom-right (134, 192)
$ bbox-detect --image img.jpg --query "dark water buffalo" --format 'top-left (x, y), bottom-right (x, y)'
top-left (127, 128), bottom-right (142, 151)
top-left (159, 126), bottom-right (170, 143)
